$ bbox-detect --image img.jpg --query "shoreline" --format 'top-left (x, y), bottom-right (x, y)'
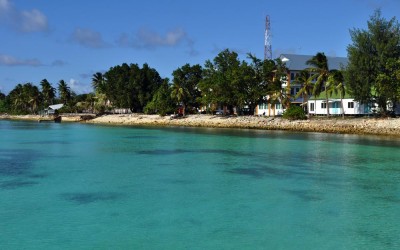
top-left (2, 114), bottom-right (400, 137)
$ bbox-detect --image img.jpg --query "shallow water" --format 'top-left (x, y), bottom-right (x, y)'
top-left (1, 120), bottom-right (399, 249)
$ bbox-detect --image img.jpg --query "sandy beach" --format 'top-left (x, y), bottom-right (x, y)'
top-left (2, 113), bottom-right (400, 137)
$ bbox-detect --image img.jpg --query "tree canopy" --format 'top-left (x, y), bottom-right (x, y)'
top-left (346, 9), bottom-right (400, 113)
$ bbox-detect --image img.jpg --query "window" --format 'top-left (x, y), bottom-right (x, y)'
top-left (276, 103), bottom-right (281, 110)
top-left (333, 102), bottom-right (339, 108)
top-left (321, 103), bottom-right (327, 109)
top-left (310, 103), bottom-right (315, 112)
top-left (290, 88), bottom-right (295, 96)
top-left (348, 102), bottom-right (354, 109)
top-left (290, 72), bottom-right (295, 81)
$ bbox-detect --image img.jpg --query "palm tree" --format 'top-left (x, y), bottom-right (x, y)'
top-left (294, 70), bottom-right (318, 116)
top-left (171, 64), bottom-right (202, 116)
top-left (9, 84), bottom-right (25, 112)
top-left (266, 88), bottom-right (290, 117)
top-left (91, 72), bottom-right (109, 110)
top-left (24, 84), bottom-right (41, 113)
top-left (307, 52), bottom-right (330, 116)
top-left (58, 80), bottom-right (71, 105)
top-left (170, 80), bottom-right (189, 116)
top-left (92, 72), bottom-right (106, 94)
top-left (327, 70), bottom-right (346, 118)
top-left (40, 79), bottom-right (56, 107)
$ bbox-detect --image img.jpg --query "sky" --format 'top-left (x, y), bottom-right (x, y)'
top-left (0, 0), bottom-right (399, 94)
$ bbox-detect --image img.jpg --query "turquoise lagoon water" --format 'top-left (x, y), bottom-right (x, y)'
top-left (0, 120), bottom-right (400, 249)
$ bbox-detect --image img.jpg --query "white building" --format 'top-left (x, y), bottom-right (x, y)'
top-left (307, 89), bottom-right (372, 116)
top-left (255, 54), bottom-right (373, 116)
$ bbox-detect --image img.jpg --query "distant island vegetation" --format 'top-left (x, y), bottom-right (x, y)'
top-left (0, 10), bottom-right (399, 120)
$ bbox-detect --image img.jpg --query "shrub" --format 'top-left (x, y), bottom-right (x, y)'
top-left (282, 106), bottom-right (307, 120)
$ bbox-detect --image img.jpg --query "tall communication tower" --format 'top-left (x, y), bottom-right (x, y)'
top-left (264, 15), bottom-right (272, 60)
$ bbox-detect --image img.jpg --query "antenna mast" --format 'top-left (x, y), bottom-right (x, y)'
top-left (264, 15), bottom-right (272, 60)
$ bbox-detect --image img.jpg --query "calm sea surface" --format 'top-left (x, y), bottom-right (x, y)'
top-left (1, 120), bottom-right (400, 249)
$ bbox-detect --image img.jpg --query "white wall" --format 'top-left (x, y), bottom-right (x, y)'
top-left (308, 99), bottom-right (370, 115)
top-left (257, 103), bottom-right (284, 116)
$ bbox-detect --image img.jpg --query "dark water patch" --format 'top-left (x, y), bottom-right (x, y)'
top-left (20, 140), bottom-right (70, 145)
top-left (161, 179), bottom-right (193, 185)
top-left (110, 212), bottom-right (120, 217)
top-left (137, 148), bottom-right (256, 157)
top-left (158, 163), bottom-right (175, 167)
top-left (226, 168), bottom-right (265, 178)
top-left (28, 173), bottom-right (48, 179)
top-left (123, 135), bottom-right (160, 140)
top-left (283, 189), bottom-right (323, 202)
top-left (355, 182), bottom-right (384, 192)
top-left (61, 192), bottom-right (124, 205)
top-left (0, 179), bottom-right (38, 189)
top-left (376, 195), bottom-right (400, 203)
top-left (226, 164), bottom-right (296, 178)
top-left (226, 162), bottom-right (311, 179)
top-left (356, 228), bottom-right (397, 248)
top-left (137, 149), bottom-right (191, 155)
top-left (0, 149), bottom-right (40, 176)
top-left (199, 149), bottom-right (255, 157)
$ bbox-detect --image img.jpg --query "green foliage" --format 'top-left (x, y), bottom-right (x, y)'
top-left (346, 9), bottom-right (400, 113)
top-left (145, 79), bottom-right (175, 116)
top-left (307, 52), bottom-right (333, 116)
top-left (58, 80), bottom-right (71, 105)
top-left (40, 79), bottom-right (56, 107)
top-left (0, 99), bottom-right (9, 113)
top-left (282, 106), bottom-right (307, 120)
top-left (8, 83), bottom-right (41, 114)
top-left (199, 49), bottom-right (277, 115)
top-left (171, 64), bottom-right (203, 116)
top-left (104, 63), bottom-right (162, 113)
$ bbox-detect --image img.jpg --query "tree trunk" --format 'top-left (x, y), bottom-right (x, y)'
top-left (314, 98), bottom-right (317, 117)
top-left (326, 86), bottom-right (330, 117)
top-left (341, 97), bottom-right (344, 119)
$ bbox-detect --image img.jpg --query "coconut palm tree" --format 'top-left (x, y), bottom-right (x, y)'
top-left (24, 84), bottom-right (41, 113)
top-left (294, 70), bottom-right (318, 116)
top-left (40, 79), bottom-right (56, 107)
top-left (91, 72), bottom-right (106, 94)
top-left (266, 87), bottom-right (290, 117)
top-left (9, 84), bottom-right (25, 112)
top-left (307, 52), bottom-right (331, 116)
top-left (58, 80), bottom-right (71, 105)
top-left (170, 80), bottom-right (189, 116)
top-left (171, 64), bottom-right (202, 116)
top-left (91, 72), bottom-right (109, 111)
top-left (327, 70), bottom-right (346, 118)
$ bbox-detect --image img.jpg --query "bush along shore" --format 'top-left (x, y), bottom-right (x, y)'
top-left (3, 114), bottom-right (398, 137)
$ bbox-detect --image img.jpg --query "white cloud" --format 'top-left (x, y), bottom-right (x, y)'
top-left (0, 0), bottom-right (48, 33)
top-left (71, 28), bottom-right (109, 48)
top-left (0, 0), bottom-right (11, 12)
top-left (19, 9), bottom-right (48, 32)
top-left (118, 27), bottom-right (192, 49)
top-left (68, 79), bottom-right (92, 94)
top-left (116, 27), bottom-right (198, 56)
top-left (0, 54), bottom-right (42, 66)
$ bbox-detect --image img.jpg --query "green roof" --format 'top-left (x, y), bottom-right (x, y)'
top-left (310, 88), bottom-right (353, 100)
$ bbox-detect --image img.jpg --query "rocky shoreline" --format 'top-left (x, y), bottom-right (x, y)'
top-left (86, 114), bottom-right (400, 137)
top-left (2, 114), bottom-right (400, 137)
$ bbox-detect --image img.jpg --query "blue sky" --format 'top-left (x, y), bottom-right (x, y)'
top-left (0, 0), bottom-right (399, 94)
